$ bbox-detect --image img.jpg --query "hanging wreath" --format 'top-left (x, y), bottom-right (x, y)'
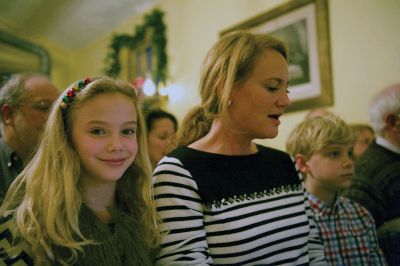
top-left (104, 9), bottom-right (167, 84)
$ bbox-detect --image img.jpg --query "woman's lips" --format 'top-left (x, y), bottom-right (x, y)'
top-left (268, 114), bottom-right (282, 126)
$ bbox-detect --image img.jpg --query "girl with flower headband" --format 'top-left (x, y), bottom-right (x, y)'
top-left (0, 76), bottom-right (160, 265)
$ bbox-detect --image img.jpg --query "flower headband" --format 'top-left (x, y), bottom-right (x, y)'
top-left (60, 77), bottom-right (92, 109)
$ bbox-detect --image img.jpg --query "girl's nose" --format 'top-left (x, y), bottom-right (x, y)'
top-left (107, 134), bottom-right (124, 152)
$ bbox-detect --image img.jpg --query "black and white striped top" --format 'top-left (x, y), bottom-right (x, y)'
top-left (153, 145), bottom-right (326, 265)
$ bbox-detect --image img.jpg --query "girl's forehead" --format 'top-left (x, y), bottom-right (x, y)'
top-left (81, 92), bottom-right (135, 106)
top-left (71, 93), bottom-right (137, 120)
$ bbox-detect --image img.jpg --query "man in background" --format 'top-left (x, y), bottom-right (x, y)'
top-left (344, 83), bottom-right (400, 265)
top-left (0, 72), bottom-right (59, 201)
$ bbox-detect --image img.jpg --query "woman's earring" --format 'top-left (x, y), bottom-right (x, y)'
top-left (228, 100), bottom-right (232, 107)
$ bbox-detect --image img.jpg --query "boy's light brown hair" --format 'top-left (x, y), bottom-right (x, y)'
top-left (286, 115), bottom-right (354, 160)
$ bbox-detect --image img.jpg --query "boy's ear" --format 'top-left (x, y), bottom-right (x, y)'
top-left (294, 154), bottom-right (309, 174)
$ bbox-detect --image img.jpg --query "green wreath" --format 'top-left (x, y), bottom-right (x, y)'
top-left (104, 9), bottom-right (167, 84)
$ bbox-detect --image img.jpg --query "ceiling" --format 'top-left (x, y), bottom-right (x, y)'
top-left (0, 0), bottom-right (158, 51)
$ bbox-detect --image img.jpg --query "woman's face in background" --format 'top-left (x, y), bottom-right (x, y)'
top-left (148, 118), bottom-right (176, 168)
top-left (353, 129), bottom-right (374, 159)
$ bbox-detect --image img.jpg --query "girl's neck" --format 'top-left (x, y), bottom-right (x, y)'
top-left (81, 181), bottom-right (117, 223)
top-left (189, 118), bottom-right (257, 155)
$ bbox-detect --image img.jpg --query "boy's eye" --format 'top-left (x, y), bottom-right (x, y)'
top-left (328, 151), bottom-right (340, 158)
top-left (90, 128), bottom-right (105, 135)
top-left (122, 128), bottom-right (136, 135)
top-left (348, 149), bottom-right (354, 159)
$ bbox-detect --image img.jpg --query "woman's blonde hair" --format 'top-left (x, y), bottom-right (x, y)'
top-left (0, 76), bottom-right (159, 264)
top-left (177, 31), bottom-right (287, 146)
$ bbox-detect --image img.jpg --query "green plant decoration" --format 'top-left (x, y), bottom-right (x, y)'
top-left (104, 9), bottom-right (167, 85)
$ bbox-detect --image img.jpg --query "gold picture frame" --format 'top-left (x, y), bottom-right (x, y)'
top-left (221, 0), bottom-right (333, 113)
top-left (0, 30), bottom-right (51, 85)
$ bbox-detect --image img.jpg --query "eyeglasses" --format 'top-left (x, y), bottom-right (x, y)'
top-left (17, 100), bottom-right (54, 113)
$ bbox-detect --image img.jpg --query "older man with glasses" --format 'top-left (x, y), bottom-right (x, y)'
top-left (0, 72), bottom-right (59, 202)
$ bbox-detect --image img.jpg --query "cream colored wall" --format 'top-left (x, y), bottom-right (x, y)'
top-left (0, 18), bottom-right (74, 90)
top-left (3, 0), bottom-right (399, 151)
top-left (69, 14), bottom-right (146, 83)
top-left (160, 0), bottom-right (400, 151)
top-left (73, 0), bottom-right (400, 151)
top-left (70, 0), bottom-right (290, 116)
top-left (159, 0), bottom-right (290, 118)
top-left (271, 0), bottom-right (400, 151)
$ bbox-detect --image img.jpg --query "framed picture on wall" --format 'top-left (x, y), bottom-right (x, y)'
top-left (0, 30), bottom-right (51, 86)
top-left (221, 0), bottom-right (333, 113)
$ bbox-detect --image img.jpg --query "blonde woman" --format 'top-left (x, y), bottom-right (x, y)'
top-left (0, 77), bottom-right (159, 265)
top-left (153, 31), bottom-right (326, 265)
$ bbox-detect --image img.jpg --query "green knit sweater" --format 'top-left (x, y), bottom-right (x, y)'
top-left (0, 204), bottom-right (156, 265)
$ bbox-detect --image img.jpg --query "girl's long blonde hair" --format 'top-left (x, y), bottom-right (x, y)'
top-left (0, 76), bottom-right (159, 264)
top-left (177, 31), bottom-right (287, 146)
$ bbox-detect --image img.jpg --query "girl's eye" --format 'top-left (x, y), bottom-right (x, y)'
top-left (122, 128), bottom-right (136, 135)
top-left (90, 128), bottom-right (105, 135)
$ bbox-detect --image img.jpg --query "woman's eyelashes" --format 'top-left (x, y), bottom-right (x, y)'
top-left (266, 86), bottom-right (279, 92)
top-left (264, 84), bottom-right (289, 93)
top-left (157, 132), bottom-right (170, 140)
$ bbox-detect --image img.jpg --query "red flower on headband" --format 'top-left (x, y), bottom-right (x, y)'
top-left (67, 90), bottom-right (75, 97)
top-left (61, 77), bottom-right (92, 109)
top-left (133, 76), bottom-right (145, 89)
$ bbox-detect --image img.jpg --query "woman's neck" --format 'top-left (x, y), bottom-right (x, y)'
top-left (151, 159), bottom-right (158, 170)
top-left (81, 181), bottom-right (117, 223)
top-left (189, 119), bottom-right (257, 155)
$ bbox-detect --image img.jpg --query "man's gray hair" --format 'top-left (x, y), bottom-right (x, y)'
top-left (0, 72), bottom-right (47, 130)
top-left (369, 83), bottom-right (400, 136)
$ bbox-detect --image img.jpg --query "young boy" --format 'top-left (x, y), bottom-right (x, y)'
top-left (286, 115), bottom-right (386, 265)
